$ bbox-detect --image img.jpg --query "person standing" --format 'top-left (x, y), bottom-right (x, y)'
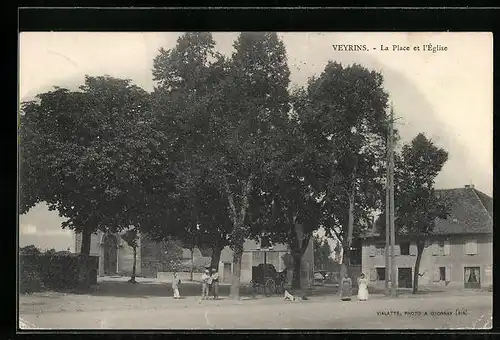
top-left (201, 269), bottom-right (211, 300)
top-left (357, 273), bottom-right (369, 301)
top-left (172, 272), bottom-right (181, 299)
top-left (211, 268), bottom-right (219, 300)
top-left (340, 273), bottom-right (353, 301)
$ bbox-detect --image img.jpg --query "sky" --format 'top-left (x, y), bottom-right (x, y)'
top-left (19, 32), bottom-right (493, 252)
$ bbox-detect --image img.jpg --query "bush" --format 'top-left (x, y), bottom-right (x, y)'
top-left (19, 252), bottom-right (98, 293)
top-left (19, 266), bottom-right (44, 294)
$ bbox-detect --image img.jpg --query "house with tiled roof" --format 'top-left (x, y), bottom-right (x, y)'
top-left (360, 185), bottom-right (493, 290)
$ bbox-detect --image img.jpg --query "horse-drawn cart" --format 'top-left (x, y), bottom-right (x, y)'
top-left (249, 263), bottom-right (287, 297)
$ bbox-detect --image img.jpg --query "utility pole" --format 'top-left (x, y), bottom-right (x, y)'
top-left (389, 104), bottom-right (397, 297)
top-left (385, 127), bottom-right (391, 296)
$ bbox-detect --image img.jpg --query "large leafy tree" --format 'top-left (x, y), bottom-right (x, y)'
top-left (148, 32), bottom-right (232, 271)
top-left (214, 32), bottom-right (291, 298)
top-left (378, 133), bottom-right (449, 294)
top-left (19, 76), bottom-right (155, 285)
top-left (151, 32), bottom-right (291, 299)
top-left (290, 62), bottom-right (390, 293)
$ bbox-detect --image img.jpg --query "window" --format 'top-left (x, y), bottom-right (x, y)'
top-left (376, 267), bottom-right (386, 281)
top-left (369, 245), bottom-right (376, 257)
top-left (465, 240), bottom-right (478, 255)
top-left (432, 240), bottom-right (445, 256)
top-left (260, 236), bottom-right (272, 249)
top-left (443, 240), bottom-right (451, 256)
top-left (439, 267), bottom-right (446, 281)
top-left (400, 242), bottom-right (410, 255)
top-left (375, 243), bottom-right (385, 256)
top-left (439, 240), bottom-right (445, 254)
top-left (252, 251), bottom-right (264, 264)
top-left (464, 266), bottom-right (481, 289)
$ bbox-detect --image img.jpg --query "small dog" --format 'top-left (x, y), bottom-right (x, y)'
top-left (284, 290), bottom-right (296, 302)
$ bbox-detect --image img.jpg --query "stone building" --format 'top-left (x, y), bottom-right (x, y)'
top-left (217, 237), bottom-right (314, 288)
top-left (74, 229), bottom-right (314, 286)
top-left (360, 185), bottom-right (493, 290)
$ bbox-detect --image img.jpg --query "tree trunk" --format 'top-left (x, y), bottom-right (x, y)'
top-left (224, 175), bottom-right (253, 300)
top-left (80, 228), bottom-right (92, 256)
top-left (291, 252), bottom-right (302, 290)
top-left (78, 228), bottom-right (92, 289)
top-left (338, 246), bottom-right (350, 295)
top-left (190, 246), bottom-right (194, 281)
top-left (339, 185), bottom-right (355, 295)
top-left (412, 240), bottom-right (425, 294)
top-left (289, 224), bottom-right (312, 296)
top-left (229, 241), bottom-right (243, 299)
top-left (129, 247), bottom-right (137, 283)
top-left (210, 240), bottom-right (222, 271)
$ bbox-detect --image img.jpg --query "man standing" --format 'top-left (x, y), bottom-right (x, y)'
top-left (201, 269), bottom-right (211, 300)
top-left (211, 268), bottom-right (219, 300)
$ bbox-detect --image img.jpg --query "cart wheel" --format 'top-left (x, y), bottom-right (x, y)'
top-left (264, 279), bottom-right (276, 297)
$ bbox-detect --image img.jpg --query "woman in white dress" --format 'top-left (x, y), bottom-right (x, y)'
top-left (357, 273), bottom-right (369, 301)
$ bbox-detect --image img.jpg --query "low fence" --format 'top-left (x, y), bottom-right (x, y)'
top-left (19, 254), bottom-right (99, 293)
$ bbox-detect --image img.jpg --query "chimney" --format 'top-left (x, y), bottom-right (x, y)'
top-left (465, 184), bottom-right (475, 189)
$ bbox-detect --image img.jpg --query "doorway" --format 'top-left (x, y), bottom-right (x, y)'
top-left (103, 234), bottom-right (118, 275)
top-left (223, 262), bottom-right (232, 283)
top-left (464, 267), bottom-right (481, 289)
top-left (398, 267), bottom-right (413, 288)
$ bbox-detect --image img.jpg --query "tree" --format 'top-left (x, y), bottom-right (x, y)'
top-left (313, 235), bottom-right (333, 270)
top-left (151, 32), bottom-right (291, 299)
top-left (20, 76), bottom-right (155, 286)
top-left (121, 227), bottom-right (139, 283)
top-left (292, 62), bottom-right (390, 294)
top-left (379, 133), bottom-right (449, 294)
top-left (160, 238), bottom-right (184, 272)
top-left (20, 245), bottom-right (41, 255)
top-left (217, 32), bottom-right (291, 299)
top-left (149, 33), bottom-right (232, 273)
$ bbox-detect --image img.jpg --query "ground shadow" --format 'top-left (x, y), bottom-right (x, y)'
top-left (22, 280), bottom-right (448, 299)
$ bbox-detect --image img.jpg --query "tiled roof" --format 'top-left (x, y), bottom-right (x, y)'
top-left (432, 187), bottom-right (493, 234)
top-left (362, 187), bottom-right (493, 238)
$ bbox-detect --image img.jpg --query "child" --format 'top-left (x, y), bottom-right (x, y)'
top-left (172, 272), bottom-right (181, 299)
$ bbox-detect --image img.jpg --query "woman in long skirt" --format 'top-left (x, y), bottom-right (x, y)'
top-left (357, 273), bottom-right (369, 301)
top-left (340, 273), bottom-right (352, 301)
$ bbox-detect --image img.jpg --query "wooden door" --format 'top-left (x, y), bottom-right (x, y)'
top-left (398, 267), bottom-right (413, 288)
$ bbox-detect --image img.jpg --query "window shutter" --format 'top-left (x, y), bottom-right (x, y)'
top-left (443, 240), bottom-right (451, 256)
top-left (409, 242), bottom-right (417, 256)
top-left (470, 240), bottom-right (478, 255)
top-left (433, 267), bottom-right (440, 282)
top-left (446, 265), bottom-right (452, 282)
top-left (369, 245), bottom-right (376, 257)
top-left (394, 244), bottom-right (400, 256)
top-left (370, 268), bottom-right (377, 281)
top-left (465, 240), bottom-right (478, 255)
top-left (432, 242), bottom-right (439, 256)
